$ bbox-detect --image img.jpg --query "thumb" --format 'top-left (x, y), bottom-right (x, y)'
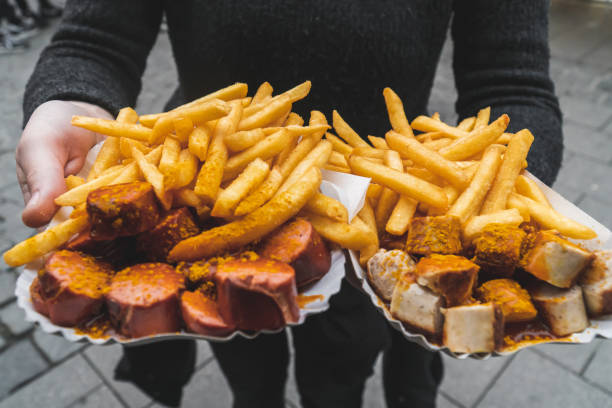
top-left (18, 147), bottom-right (67, 228)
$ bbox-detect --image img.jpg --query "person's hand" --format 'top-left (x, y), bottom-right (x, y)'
top-left (16, 100), bottom-right (112, 228)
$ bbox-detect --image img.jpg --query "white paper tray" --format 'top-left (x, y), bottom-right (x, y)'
top-left (350, 172), bottom-right (612, 360)
top-left (14, 144), bottom-right (372, 345)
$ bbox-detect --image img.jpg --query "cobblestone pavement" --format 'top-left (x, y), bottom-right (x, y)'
top-left (1, 1), bottom-right (612, 407)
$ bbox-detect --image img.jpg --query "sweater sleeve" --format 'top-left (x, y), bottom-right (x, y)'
top-left (23, 0), bottom-right (163, 125)
top-left (451, 0), bottom-right (562, 186)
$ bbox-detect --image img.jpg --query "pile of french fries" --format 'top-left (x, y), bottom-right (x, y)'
top-left (331, 88), bottom-right (597, 266)
top-left (2, 81), bottom-right (597, 269)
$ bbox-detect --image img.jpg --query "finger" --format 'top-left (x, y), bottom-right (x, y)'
top-left (19, 145), bottom-right (67, 228)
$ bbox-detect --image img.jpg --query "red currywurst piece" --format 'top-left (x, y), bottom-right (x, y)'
top-left (181, 290), bottom-right (235, 336)
top-left (30, 276), bottom-right (49, 317)
top-left (215, 258), bottom-right (300, 331)
top-left (87, 181), bottom-right (160, 240)
top-left (137, 207), bottom-right (200, 262)
top-left (37, 250), bottom-right (114, 326)
top-left (260, 218), bottom-right (331, 287)
top-left (106, 263), bottom-right (185, 338)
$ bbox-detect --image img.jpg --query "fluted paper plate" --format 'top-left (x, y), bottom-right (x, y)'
top-left (350, 173), bottom-right (612, 360)
top-left (14, 143), bottom-right (371, 345)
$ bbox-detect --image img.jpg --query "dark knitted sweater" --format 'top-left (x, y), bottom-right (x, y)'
top-left (23, 0), bottom-right (563, 185)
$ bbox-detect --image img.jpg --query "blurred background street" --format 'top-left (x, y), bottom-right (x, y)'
top-left (0, 0), bottom-right (611, 407)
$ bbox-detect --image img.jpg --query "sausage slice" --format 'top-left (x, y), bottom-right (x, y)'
top-left (137, 207), bottom-right (200, 261)
top-left (181, 290), bottom-right (235, 336)
top-left (106, 263), bottom-right (185, 338)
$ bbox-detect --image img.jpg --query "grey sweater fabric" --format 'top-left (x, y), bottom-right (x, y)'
top-left (23, 0), bottom-right (563, 185)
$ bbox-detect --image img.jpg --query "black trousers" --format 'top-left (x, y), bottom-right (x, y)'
top-left (116, 281), bottom-right (442, 408)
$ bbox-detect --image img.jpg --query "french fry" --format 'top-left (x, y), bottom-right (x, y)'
top-left (54, 166), bottom-right (126, 206)
top-left (194, 101), bottom-right (243, 203)
top-left (357, 200), bottom-right (379, 266)
top-left (304, 192), bottom-right (349, 223)
top-left (225, 129), bottom-right (266, 153)
top-left (152, 99), bottom-right (230, 143)
top-left (328, 151), bottom-right (349, 168)
top-left (473, 106), bottom-right (491, 129)
top-left (119, 138), bottom-right (150, 159)
top-left (325, 132), bottom-right (353, 156)
top-left (386, 131), bottom-right (469, 189)
top-left (438, 114), bottom-right (509, 161)
top-left (366, 183), bottom-right (383, 207)
top-left (463, 209), bottom-right (523, 242)
top-left (65, 175), bottom-right (85, 190)
top-left (238, 94), bottom-right (291, 130)
top-left (431, 112), bottom-right (441, 121)
top-left (332, 110), bottom-right (369, 148)
top-left (169, 167), bottom-right (321, 261)
top-left (352, 147), bottom-right (386, 159)
top-left (515, 173), bottom-right (551, 207)
top-left (457, 116), bottom-right (476, 131)
top-left (174, 188), bottom-right (203, 207)
top-left (267, 105), bottom-right (292, 128)
top-left (139, 83), bottom-right (248, 127)
top-left (305, 213), bottom-right (374, 251)
top-left (446, 144), bottom-right (505, 223)
top-left (323, 164), bottom-right (351, 173)
top-left (275, 112), bottom-right (305, 166)
top-left (252, 81), bottom-right (274, 105)
top-left (159, 136), bottom-right (181, 185)
top-left (242, 81), bottom-right (311, 117)
top-left (348, 155), bottom-right (448, 209)
top-left (112, 146), bottom-right (163, 185)
top-left (131, 146), bottom-right (169, 208)
top-left (234, 167), bottom-right (284, 216)
top-left (223, 128), bottom-right (288, 181)
top-left (375, 150), bottom-right (402, 232)
top-left (429, 185), bottom-right (461, 216)
top-left (4, 215), bottom-right (89, 267)
top-left (277, 140), bottom-right (332, 195)
top-left (71, 116), bottom-right (154, 143)
top-left (512, 194), bottom-right (596, 239)
top-left (411, 116), bottom-right (468, 139)
top-left (480, 129), bottom-right (534, 214)
top-left (172, 116), bottom-right (194, 144)
top-left (383, 150), bottom-right (417, 235)
top-left (211, 158), bottom-right (270, 217)
top-left (368, 136), bottom-right (389, 149)
top-left (506, 193), bottom-right (531, 222)
top-left (496, 132), bottom-right (513, 144)
top-left (416, 131), bottom-right (445, 142)
top-left (278, 130), bottom-right (325, 178)
top-left (382, 87), bottom-right (415, 138)
top-left (171, 149), bottom-right (199, 189)
top-left (423, 138), bottom-right (453, 151)
top-left (188, 125), bottom-right (212, 161)
top-left (404, 167), bottom-right (445, 186)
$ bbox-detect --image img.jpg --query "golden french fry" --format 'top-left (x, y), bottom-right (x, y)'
top-left (431, 112), bottom-right (441, 121)
top-left (304, 193), bottom-right (348, 223)
top-left (349, 156), bottom-right (448, 209)
top-left (194, 101), bottom-right (243, 204)
top-left (463, 209), bottom-right (523, 242)
top-left (242, 81), bottom-right (311, 118)
top-left (457, 116), bottom-right (476, 131)
top-left (423, 138), bottom-right (453, 151)
top-left (446, 144), bottom-right (505, 223)
top-left (384, 150), bottom-right (417, 235)
top-left (55, 166), bottom-right (126, 206)
top-left (506, 193), bottom-right (531, 222)
top-left (404, 167), bottom-right (444, 186)
top-left (382, 87), bottom-right (415, 138)
top-left (496, 132), bottom-right (513, 144)
top-left (438, 114), bottom-right (509, 161)
top-left (169, 167), bottom-right (321, 261)
top-left (225, 129), bottom-right (266, 153)
top-left (357, 200), bottom-right (379, 266)
top-left (238, 94), bottom-right (291, 130)
top-left (119, 138), bottom-right (150, 159)
top-left (63, 175), bottom-right (84, 191)
top-left (328, 151), bottom-right (349, 168)
top-left (267, 104), bottom-right (292, 128)
top-left (188, 125), bottom-right (211, 161)
top-left (4, 215), bottom-right (89, 267)
top-left (159, 136), bottom-right (181, 183)
top-left (375, 150), bottom-right (402, 231)
top-left (171, 149), bottom-right (199, 189)
top-left (116, 107), bottom-right (139, 124)
top-left (72, 116), bottom-right (154, 143)
top-left (131, 146), bottom-right (168, 207)
top-left (332, 110), bottom-right (369, 148)
top-left (234, 167), bottom-right (284, 216)
top-left (366, 183), bottom-right (383, 207)
top-left (325, 132), bottom-right (353, 156)
top-left (352, 147), bottom-right (386, 159)
top-left (277, 140), bottom-right (332, 195)
top-left (223, 128), bottom-right (288, 181)
top-left (473, 106), bottom-right (491, 129)
top-left (481, 129), bottom-right (534, 214)
top-left (411, 116), bottom-right (468, 139)
top-left (211, 158), bottom-right (270, 217)
top-left (515, 173), bottom-right (551, 207)
top-left (429, 185), bottom-right (461, 216)
top-left (172, 116), bottom-right (194, 144)
top-left (275, 112), bottom-right (306, 166)
top-left (278, 131), bottom-right (325, 179)
top-left (368, 136), bottom-right (389, 149)
top-left (513, 194), bottom-right (596, 239)
top-left (386, 131), bottom-right (469, 189)
top-left (323, 164), bottom-right (351, 173)
top-left (416, 131), bottom-right (446, 142)
top-left (139, 83), bottom-right (248, 127)
top-left (112, 146), bottom-right (162, 185)
top-left (252, 82), bottom-right (274, 105)
top-left (174, 188), bottom-right (202, 207)
top-left (304, 212), bottom-right (374, 251)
